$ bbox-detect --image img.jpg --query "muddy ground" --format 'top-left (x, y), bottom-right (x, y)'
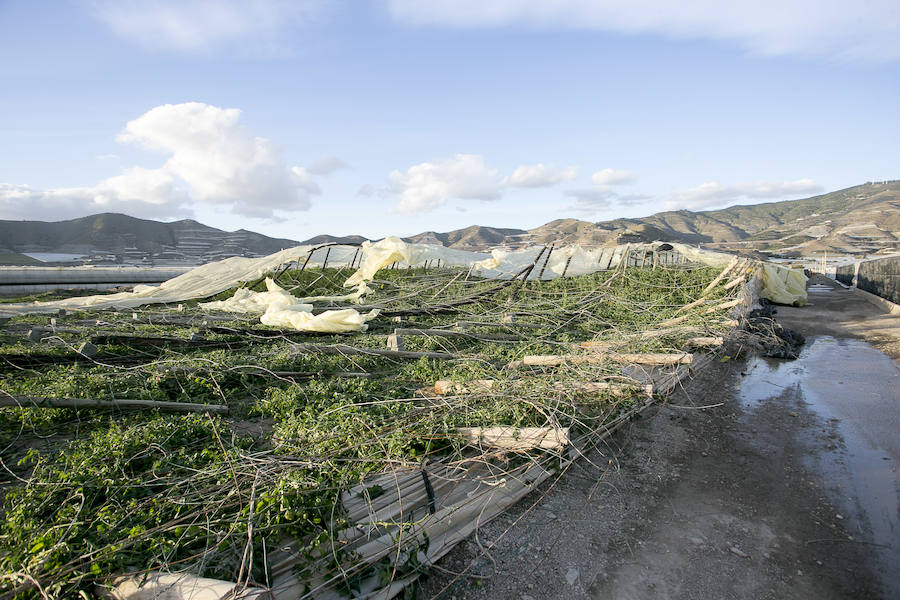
top-left (420, 275), bottom-right (899, 600)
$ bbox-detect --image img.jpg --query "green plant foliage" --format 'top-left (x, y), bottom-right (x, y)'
top-left (0, 259), bottom-right (737, 598)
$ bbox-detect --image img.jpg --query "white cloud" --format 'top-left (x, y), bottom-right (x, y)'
top-left (591, 168), bottom-right (636, 186)
top-left (564, 188), bottom-right (615, 210)
top-left (96, 154), bottom-right (119, 161)
top-left (387, 0), bottom-right (900, 62)
top-left (564, 188), bottom-right (651, 215)
top-left (665, 179), bottom-right (823, 211)
top-left (387, 154), bottom-right (503, 213)
top-left (306, 156), bottom-right (350, 176)
top-left (0, 177), bottom-right (190, 222)
top-left (386, 155), bottom-right (580, 213)
top-left (91, 0), bottom-right (324, 54)
top-left (505, 164), bottom-right (576, 188)
top-left (356, 184), bottom-right (376, 197)
top-left (1, 102), bottom-right (319, 221)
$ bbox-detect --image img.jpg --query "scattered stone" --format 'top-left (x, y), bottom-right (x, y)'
top-left (565, 567), bottom-right (579, 585)
top-left (835, 513), bottom-right (843, 520)
top-left (521, 595), bottom-right (535, 600)
top-left (26, 329), bottom-right (43, 342)
top-left (729, 546), bottom-right (749, 558)
top-left (77, 342), bottom-right (98, 358)
top-left (189, 333), bottom-right (205, 342)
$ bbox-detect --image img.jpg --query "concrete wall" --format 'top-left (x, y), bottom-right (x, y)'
top-left (836, 256), bottom-right (900, 304)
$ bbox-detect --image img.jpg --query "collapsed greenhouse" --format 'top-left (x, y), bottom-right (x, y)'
top-left (0, 238), bottom-right (807, 599)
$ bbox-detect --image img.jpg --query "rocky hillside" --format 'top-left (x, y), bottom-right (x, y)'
top-left (404, 225), bottom-right (527, 250)
top-left (526, 181), bottom-right (900, 256)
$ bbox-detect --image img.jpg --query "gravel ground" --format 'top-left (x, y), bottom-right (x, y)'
top-left (418, 275), bottom-right (899, 600)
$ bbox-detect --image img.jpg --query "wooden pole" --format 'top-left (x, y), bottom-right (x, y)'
top-left (1, 396), bottom-right (229, 414)
top-left (538, 245), bottom-right (554, 280)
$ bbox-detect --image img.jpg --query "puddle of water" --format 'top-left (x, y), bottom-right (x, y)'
top-left (738, 336), bottom-right (900, 596)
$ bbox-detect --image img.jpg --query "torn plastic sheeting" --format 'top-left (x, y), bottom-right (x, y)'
top-left (106, 571), bottom-right (270, 599)
top-left (261, 307), bottom-right (380, 333)
top-left (759, 263), bottom-right (808, 306)
top-left (0, 237), bottom-right (805, 317)
top-left (200, 278), bottom-right (379, 333)
top-left (343, 237), bottom-right (489, 288)
top-left (0, 245), bottom-right (341, 315)
top-left (199, 279), bottom-right (370, 314)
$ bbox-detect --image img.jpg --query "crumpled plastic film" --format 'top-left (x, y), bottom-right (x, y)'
top-left (199, 278), bottom-right (380, 333)
top-left (758, 263), bottom-right (808, 306)
top-left (0, 237), bottom-right (806, 323)
top-left (261, 306), bottom-right (380, 333)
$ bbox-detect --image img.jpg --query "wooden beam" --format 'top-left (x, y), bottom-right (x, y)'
top-left (290, 342), bottom-right (455, 360)
top-left (395, 327), bottom-right (522, 341)
top-left (704, 298), bottom-right (742, 314)
top-left (521, 352), bottom-right (693, 367)
top-left (432, 379), bottom-right (495, 395)
top-left (685, 336), bottom-right (724, 347)
top-left (456, 426), bottom-right (570, 451)
top-left (1, 396), bottom-right (229, 414)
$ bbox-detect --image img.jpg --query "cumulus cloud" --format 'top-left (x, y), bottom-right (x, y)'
top-left (591, 168), bottom-right (636, 186)
top-left (386, 155), bottom-right (579, 213)
top-left (564, 188), bottom-right (616, 211)
top-left (306, 156), bottom-right (351, 176)
top-left (356, 184), bottom-right (376, 197)
top-left (0, 175), bottom-right (190, 222)
top-left (564, 188), bottom-right (651, 214)
top-left (388, 154), bottom-right (502, 213)
top-left (0, 102), bottom-right (320, 221)
top-left (387, 0), bottom-right (900, 62)
top-left (505, 164), bottom-right (577, 188)
top-left (91, 0), bottom-right (325, 54)
top-left (664, 179), bottom-right (823, 211)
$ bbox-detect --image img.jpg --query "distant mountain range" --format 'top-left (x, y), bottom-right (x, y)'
top-left (1, 181), bottom-right (897, 266)
top-left (0, 213), bottom-right (300, 265)
top-left (529, 180), bottom-right (900, 257)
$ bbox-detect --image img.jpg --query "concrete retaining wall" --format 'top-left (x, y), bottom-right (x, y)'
top-left (836, 256), bottom-right (900, 304)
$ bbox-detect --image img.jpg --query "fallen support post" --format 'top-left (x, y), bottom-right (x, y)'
top-left (395, 327), bottom-right (522, 341)
top-left (685, 336), bottom-right (724, 347)
top-left (521, 352), bottom-right (693, 367)
top-left (705, 298), bottom-right (743, 313)
top-left (432, 379), bottom-right (496, 395)
top-left (456, 426), bottom-right (570, 451)
top-left (558, 381), bottom-right (654, 397)
top-left (1, 396), bottom-right (229, 414)
top-left (290, 342), bottom-right (455, 360)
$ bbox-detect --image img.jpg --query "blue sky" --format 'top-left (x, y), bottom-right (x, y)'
top-left (1, 1), bottom-right (898, 241)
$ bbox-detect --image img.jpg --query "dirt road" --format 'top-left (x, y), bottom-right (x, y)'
top-left (422, 275), bottom-right (899, 600)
